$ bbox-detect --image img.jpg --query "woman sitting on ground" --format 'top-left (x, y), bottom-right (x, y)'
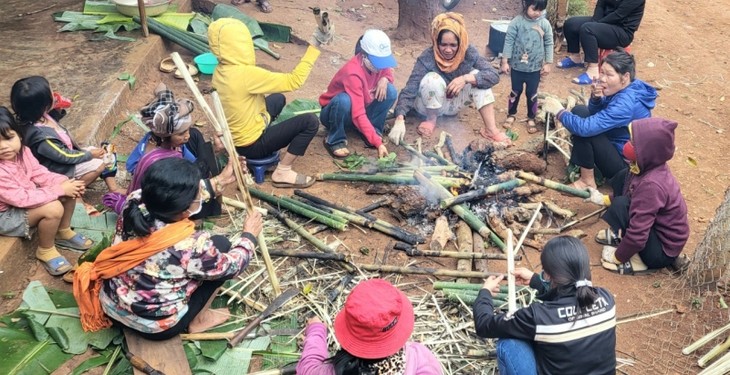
top-left (474, 236), bottom-right (616, 375)
top-left (541, 49), bottom-right (656, 190)
top-left (557, 0), bottom-right (646, 85)
top-left (297, 278), bottom-right (443, 375)
top-left (388, 12), bottom-right (510, 146)
top-left (209, 18), bottom-right (320, 189)
top-left (74, 158), bottom-right (263, 338)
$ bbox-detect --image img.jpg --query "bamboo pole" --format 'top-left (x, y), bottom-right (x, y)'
top-left (698, 335), bottom-right (730, 368)
top-left (171, 52), bottom-right (281, 296)
top-left (248, 188), bottom-right (348, 231)
top-left (316, 172), bottom-right (467, 188)
top-left (136, 0), bottom-right (149, 37)
top-left (684, 321), bottom-right (730, 355)
top-left (278, 195), bottom-right (349, 225)
top-left (698, 351), bottom-right (730, 375)
top-left (400, 142), bottom-right (434, 164)
top-left (268, 249), bottom-right (347, 261)
top-left (393, 242), bottom-right (518, 260)
top-left (356, 197), bottom-right (391, 214)
top-left (440, 179), bottom-right (526, 208)
top-left (516, 171), bottom-right (590, 198)
top-left (358, 264), bottom-right (501, 278)
top-left (515, 202), bottom-right (542, 254)
top-left (414, 169), bottom-right (505, 249)
top-left (506, 229), bottom-right (517, 313)
top-left (423, 151), bottom-right (453, 166)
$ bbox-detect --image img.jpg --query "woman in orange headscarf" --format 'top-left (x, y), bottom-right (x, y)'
top-left (388, 12), bottom-right (510, 145)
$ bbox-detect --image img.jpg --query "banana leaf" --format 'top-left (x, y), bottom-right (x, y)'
top-left (259, 22), bottom-right (291, 43)
top-left (0, 327), bottom-right (74, 375)
top-left (271, 98), bottom-right (320, 126)
top-left (211, 4), bottom-right (280, 59)
top-left (194, 337), bottom-right (270, 374)
top-left (71, 350), bottom-right (113, 375)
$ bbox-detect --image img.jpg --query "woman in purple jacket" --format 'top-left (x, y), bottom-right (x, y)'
top-left (585, 117), bottom-right (689, 274)
top-left (296, 279), bottom-right (442, 375)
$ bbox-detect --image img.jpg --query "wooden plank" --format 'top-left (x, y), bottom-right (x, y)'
top-left (455, 221), bottom-right (473, 284)
top-left (124, 328), bottom-right (192, 375)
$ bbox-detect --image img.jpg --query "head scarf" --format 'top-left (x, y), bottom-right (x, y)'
top-left (140, 89), bottom-right (194, 138)
top-left (431, 12), bottom-right (469, 74)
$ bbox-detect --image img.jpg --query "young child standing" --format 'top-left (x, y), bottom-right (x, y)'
top-left (0, 107), bottom-right (87, 275)
top-left (10, 76), bottom-right (124, 194)
top-left (500, 0), bottom-right (553, 134)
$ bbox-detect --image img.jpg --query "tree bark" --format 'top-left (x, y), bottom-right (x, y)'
top-left (395, 0), bottom-right (439, 40)
top-left (687, 187), bottom-right (730, 287)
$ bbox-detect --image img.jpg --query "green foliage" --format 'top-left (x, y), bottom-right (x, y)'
top-left (117, 72), bottom-right (136, 90)
top-left (78, 233), bottom-right (112, 265)
top-left (376, 152), bottom-right (398, 169)
top-left (271, 99), bottom-right (321, 126)
top-left (335, 153), bottom-right (367, 171)
top-left (568, 0), bottom-right (591, 16)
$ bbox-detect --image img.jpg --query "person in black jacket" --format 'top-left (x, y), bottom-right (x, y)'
top-left (556, 0), bottom-right (645, 86)
top-left (473, 236), bottom-right (616, 375)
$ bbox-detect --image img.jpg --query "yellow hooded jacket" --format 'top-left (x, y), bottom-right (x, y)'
top-left (208, 18), bottom-right (320, 147)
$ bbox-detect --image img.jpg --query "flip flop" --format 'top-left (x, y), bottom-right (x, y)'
top-left (502, 115), bottom-right (516, 129)
top-left (62, 264), bottom-right (78, 283)
top-left (417, 121), bottom-right (436, 137)
top-left (601, 259), bottom-right (657, 276)
top-left (556, 56), bottom-right (584, 69)
top-left (257, 0), bottom-right (273, 13)
top-left (595, 228), bottom-right (620, 246)
top-left (526, 119), bottom-right (539, 134)
top-left (159, 57), bottom-right (175, 73)
top-left (174, 63), bottom-right (199, 79)
top-left (55, 233), bottom-right (93, 252)
top-left (41, 256), bottom-right (73, 276)
top-left (572, 72), bottom-right (593, 85)
top-left (271, 173), bottom-right (316, 188)
top-left (323, 139), bottom-right (350, 160)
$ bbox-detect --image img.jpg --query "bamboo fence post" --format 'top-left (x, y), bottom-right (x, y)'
top-left (170, 52), bottom-right (281, 296)
top-left (414, 169), bottom-right (505, 250)
top-left (440, 179), bottom-right (526, 208)
top-left (506, 229), bottom-right (517, 313)
top-left (516, 171), bottom-right (590, 198)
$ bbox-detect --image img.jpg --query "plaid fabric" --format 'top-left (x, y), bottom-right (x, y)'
top-left (140, 90), bottom-right (194, 137)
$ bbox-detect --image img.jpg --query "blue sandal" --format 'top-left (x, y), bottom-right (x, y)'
top-left (572, 72), bottom-right (593, 85)
top-left (557, 57), bottom-right (584, 69)
top-left (41, 256), bottom-right (73, 276)
top-left (55, 233), bottom-right (93, 251)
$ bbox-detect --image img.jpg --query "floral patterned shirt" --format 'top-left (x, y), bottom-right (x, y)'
top-left (100, 220), bottom-right (255, 333)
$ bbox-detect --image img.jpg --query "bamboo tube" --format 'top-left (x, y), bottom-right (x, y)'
top-left (444, 133), bottom-right (460, 165)
top-left (248, 188), bottom-right (348, 231)
top-left (316, 172), bottom-right (467, 188)
top-left (699, 335), bottom-right (730, 368)
top-left (358, 264), bottom-right (501, 278)
top-left (414, 170), bottom-right (505, 249)
top-left (278, 196), bottom-right (349, 225)
top-left (455, 221), bottom-right (473, 284)
top-left (181, 332), bottom-right (235, 341)
top-left (507, 229), bottom-right (517, 313)
top-left (400, 142), bottom-right (434, 164)
top-left (516, 171), bottom-right (590, 198)
top-left (377, 165), bottom-right (460, 173)
top-left (356, 197), bottom-right (391, 214)
top-left (440, 179), bottom-right (526, 208)
top-left (393, 243), bottom-right (518, 260)
top-left (171, 52), bottom-right (281, 296)
top-left (699, 351), bottom-right (730, 375)
top-left (433, 282), bottom-right (526, 293)
top-left (268, 249), bottom-right (347, 261)
top-left (423, 151), bottom-right (453, 166)
top-left (683, 322), bottom-right (730, 355)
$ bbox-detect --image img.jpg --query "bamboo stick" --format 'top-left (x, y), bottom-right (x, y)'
top-left (248, 188), bottom-right (348, 230)
top-left (543, 200), bottom-right (575, 219)
top-left (358, 264), bottom-right (501, 278)
top-left (433, 282), bottom-right (525, 293)
top-left (683, 321), bottom-right (730, 355)
top-left (136, 0), bottom-right (149, 37)
top-left (559, 207), bottom-right (607, 231)
top-left (268, 249), bottom-right (347, 261)
top-left (356, 197), bottom-right (391, 214)
top-left (400, 142), bottom-right (434, 164)
top-left (699, 335), bottom-right (730, 368)
top-left (507, 229), bottom-right (517, 313)
top-left (444, 133), bottom-right (461, 165)
top-left (171, 52), bottom-right (281, 296)
top-left (455, 221), bottom-right (473, 284)
top-left (278, 195), bottom-right (349, 225)
top-left (440, 179), bottom-right (526, 208)
top-left (516, 171), bottom-right (590, 198)
top-left (698, 351), bottom-right (730, 375)
top-left (514, 202), bottom-right (542, 255)
top-left (316, 172), bottom-right (467, 188)
top-left (393, 242), bottom-right (518, 260)
top-left (414, 169), bottom-right (505, 249)
top-left (423, 151), bottom-right (453, 166)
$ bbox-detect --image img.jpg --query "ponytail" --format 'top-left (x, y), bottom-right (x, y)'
top-left (328, 349), bottom-right (379, 375)
top-left (121, 198), bottom-right (154, 240)
top-left (575, 280), bottom-right (599, 310)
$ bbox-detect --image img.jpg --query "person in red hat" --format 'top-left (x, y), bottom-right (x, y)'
top-left (296, 278), bottom-right (442, 375)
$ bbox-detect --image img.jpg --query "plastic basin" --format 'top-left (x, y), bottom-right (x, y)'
top-left (113, 0), bottom-right (171, 17)
top-left (194, 53), bottom-right (219, 75)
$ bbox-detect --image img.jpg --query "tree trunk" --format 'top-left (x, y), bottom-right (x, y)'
top-left (395, 0), bottom-right (439, 40)
top-left (687, 187), bottom-right (730, 287)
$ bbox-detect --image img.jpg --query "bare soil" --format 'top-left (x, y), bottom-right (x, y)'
top-left (1, 0), bottom-right (729, 373)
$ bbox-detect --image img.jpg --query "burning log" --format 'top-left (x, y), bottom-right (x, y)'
top-left (516, 171), bottom-right (590, 198)
top-left (365, 185), bottom-right (429, 218)
top-left (414, 169), bottom-right (506, 250)
top-left (393, 242), bottom-right (515, 260)
top-left (503, 205), bottom-right (540, 223)
top-left (440, 179), bottom-right (526, 209)
top-left (431, 215), bottom-right (454, 251)
top-left (444, 133), bottom-right (461, 165)
top-left (456, 221), bottom-right (474, 284)
top-left (356, 197), bottom-right (391, 214)
top-left (467, 138), bottom-right (547, 175)
top-left (316, 172), bottom-right (467, 188)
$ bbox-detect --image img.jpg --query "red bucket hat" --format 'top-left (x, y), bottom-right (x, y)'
top-left (334, 279), bottom-right (415, 359)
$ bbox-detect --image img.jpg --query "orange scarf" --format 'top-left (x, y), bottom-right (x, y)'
top-left (431, 12), bottom-right (469, 74)
top-left (73, 220), bottom-right (195, 332)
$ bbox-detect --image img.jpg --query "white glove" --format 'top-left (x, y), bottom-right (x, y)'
top-left (585, 187), bottom-right (606, 206)
top-left (601, 245), bottom-right (620, 264)
top-left (388, 118), bottom-right (406, 145)
top-left (540, 97), bottom-right (565, 116)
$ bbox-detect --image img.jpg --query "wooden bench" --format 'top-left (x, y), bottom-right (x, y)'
top-left (124, 328), bottom-right (192, 375)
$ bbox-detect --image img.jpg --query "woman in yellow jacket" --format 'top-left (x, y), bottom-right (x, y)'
top-left (208, 18), bottom-right (320, 188)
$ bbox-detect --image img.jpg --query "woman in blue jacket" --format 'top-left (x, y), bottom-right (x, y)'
top-left (541, 49), bottom-right (656, 190)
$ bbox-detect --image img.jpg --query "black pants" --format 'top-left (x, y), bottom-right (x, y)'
top-left (115, 235), bottom-right (233, 341)
top-left (507, 70), bottom-right (541, 118)
top-left (564, 16), bottom-right (633, 63)
top-left (568, 105), bottom-right (626, 181)
top-left (235, 94), bottom-right (319, 158)
top-left (601, 194), bottom-right (676, 269)
top-left (186, 127), bottom-right (221, 218)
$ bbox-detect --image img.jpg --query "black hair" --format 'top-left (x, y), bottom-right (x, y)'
top-left (540, 236), bottom-right (599, 310)
top-left (328, 349), bottom-right (384, 375)
top-left (122, 158), bottom-right (201, 239)
top-left (437, 29), bottom-right (460, 46)
top-left (10, 76), bottom-right (53, 127)
top-left (354, 35), bottom-right (364, 56)
top-left (0, 107), bottom-right (23, 141)
top-left (523, 0), bottom-right (548, 14)
top-left (601, 47), bottom-right (637, 81)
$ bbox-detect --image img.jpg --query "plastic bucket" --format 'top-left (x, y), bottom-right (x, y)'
top-left (194, 53), bottom-right (218, 75)
top-left (487, 22), bottom-right (510, 55)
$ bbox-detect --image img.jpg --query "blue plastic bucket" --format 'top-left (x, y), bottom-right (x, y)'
top-left (194, 53), bottom-right (218, 75)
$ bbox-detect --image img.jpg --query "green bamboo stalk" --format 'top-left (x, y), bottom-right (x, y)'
top-left (397, 247), bottom-right (517, 260)
top-left (414, 170), bottom-right (505, 249)
top-left (442, 288), bottom-right (511, 300)
top-left (358, 264), bottom-right (501, 278)
top-left (249, 188), bottom-right (347, 230)
top-left (400, 143), bottom-right (437, 164)
top-left (379, 165), bottom-right (460, 173)
top-left (440, 179), bottom-right (527, 208)
top-left (278, 196), bottom-right (349, 225)
top-left (317, 172), bottom-right (467, 188)
top-left (423, 151), bottom-right (453, 166)
top-left (433, 281), bottom-right (526, 293)
top-left (516, 171), bottom-right (591, 198)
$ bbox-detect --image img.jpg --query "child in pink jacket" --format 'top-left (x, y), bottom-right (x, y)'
top-left (296, 279), bottom-right (442, 375)
top-left (0, 107), bottom-right (86, 276)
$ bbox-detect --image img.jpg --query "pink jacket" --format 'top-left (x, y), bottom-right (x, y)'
top-left (296, 322), bottom-right (443, 375)
top-left (0, 147), bottom-right (67, 212)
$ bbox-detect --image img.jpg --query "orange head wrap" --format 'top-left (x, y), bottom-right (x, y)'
top-left (431, 12), bottom-right (469, 74)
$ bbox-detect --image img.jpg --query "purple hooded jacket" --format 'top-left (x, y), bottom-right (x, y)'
top-left (615, 118), bottom-right (689, 262)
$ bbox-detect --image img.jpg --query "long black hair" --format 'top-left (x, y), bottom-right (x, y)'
top-left (602, 47), bottom-right (637, 81)
top-left (328, 349), bottom-right (384, 375)
top-left (122, 158), bottom-right (201, 239)
top-left (541, 236), bottom-right (599, 310)
top-left (10, 76), bottom-right (53, 127)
